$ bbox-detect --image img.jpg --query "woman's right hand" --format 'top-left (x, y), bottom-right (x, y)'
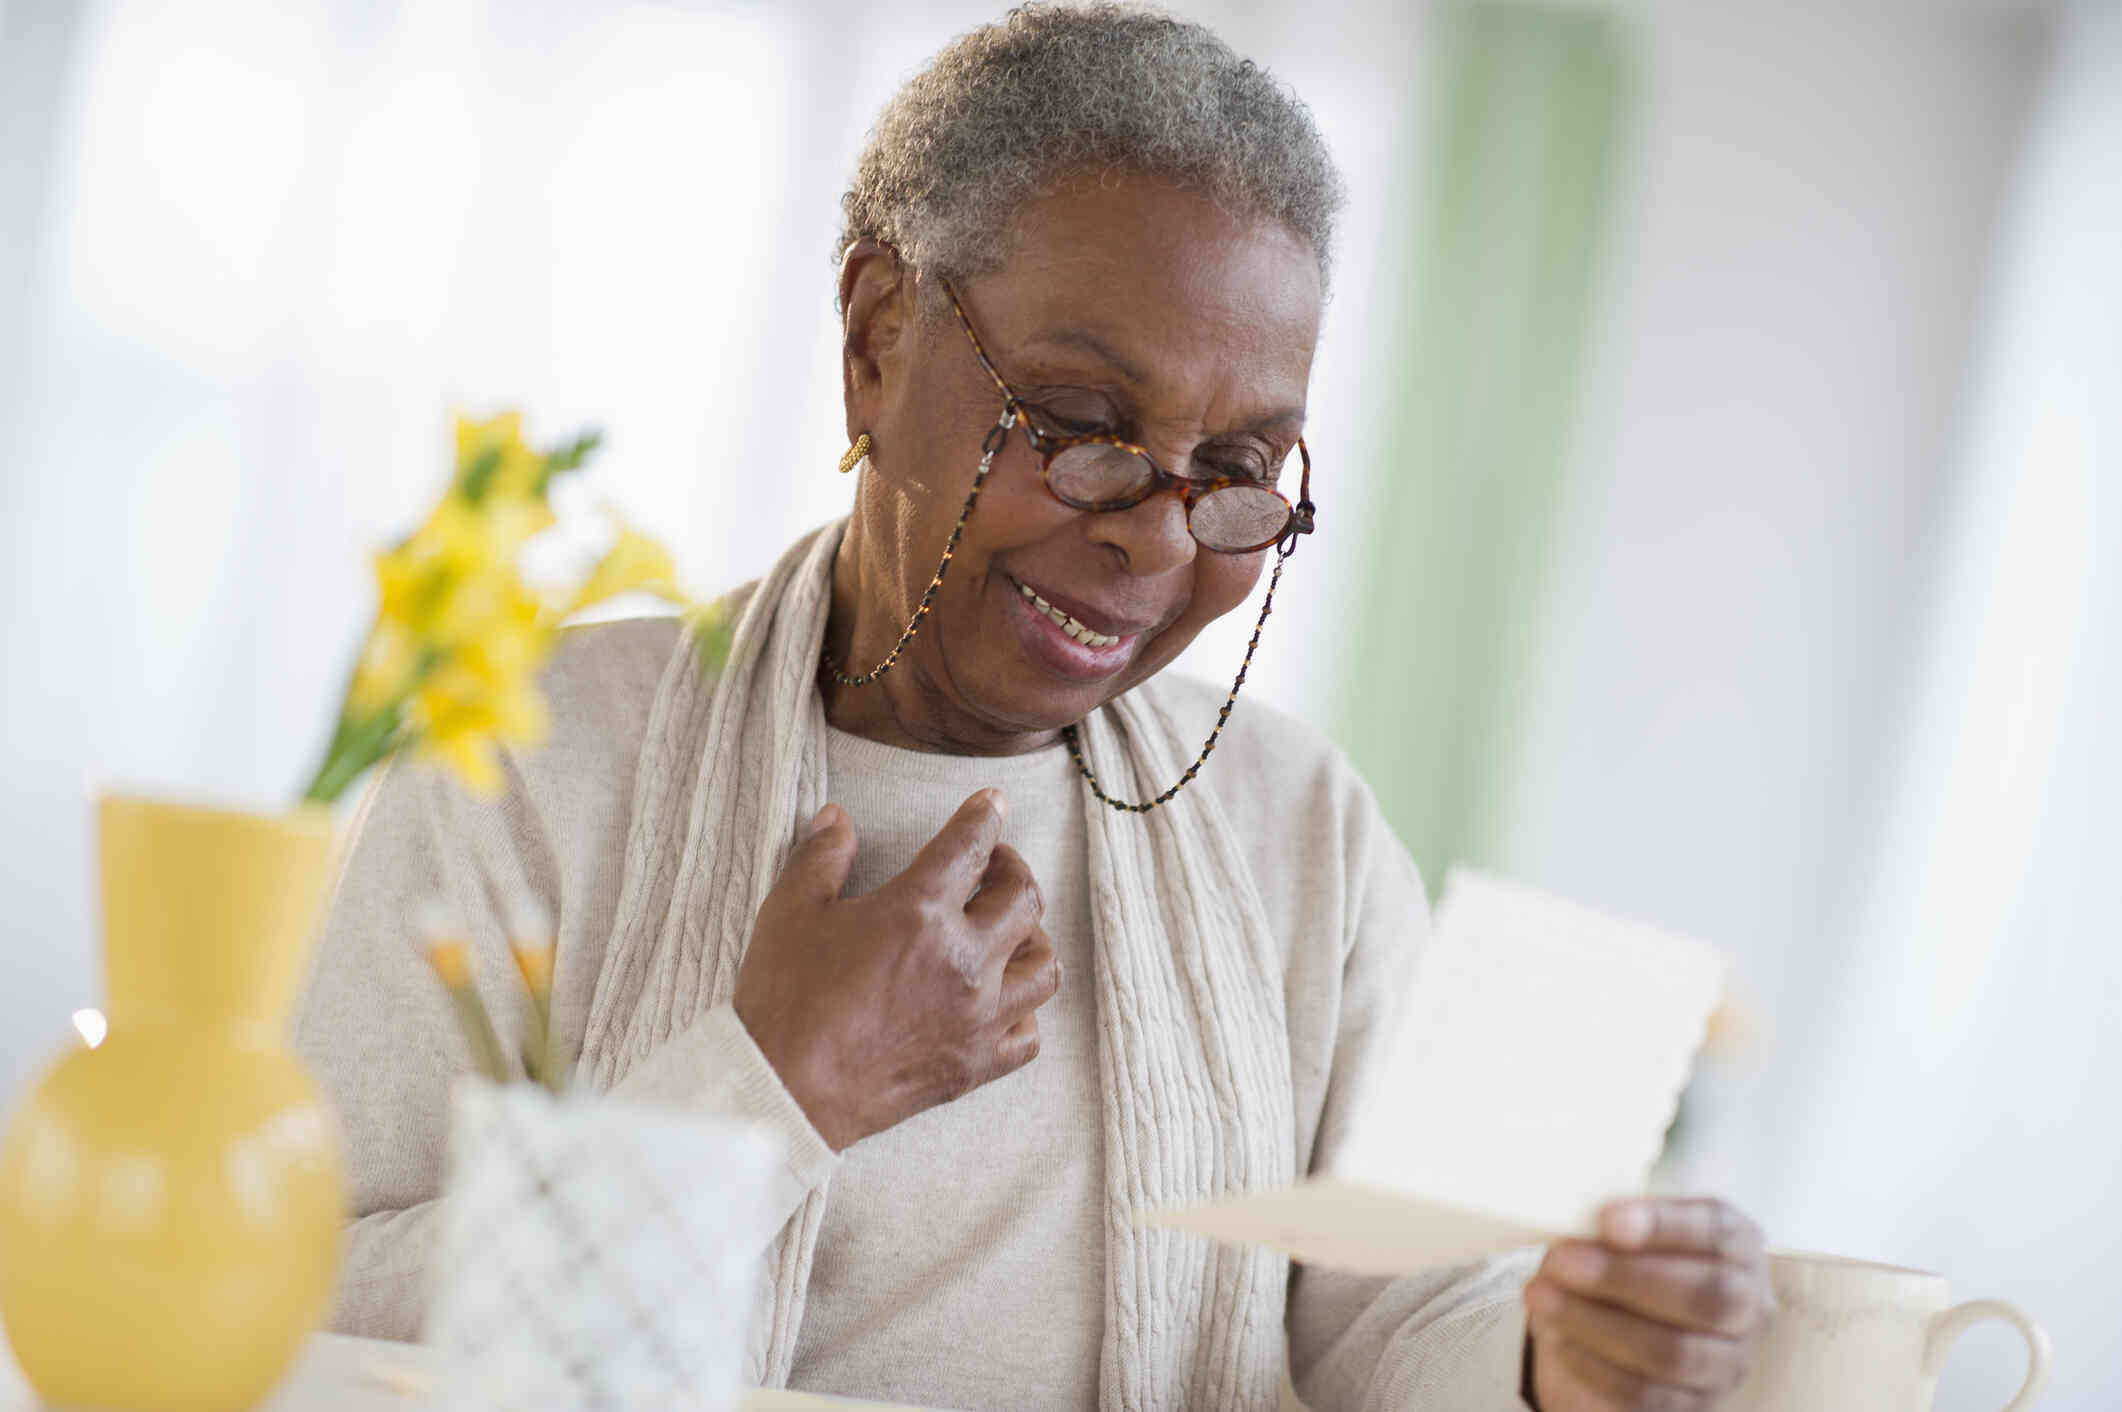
top-left (732, 788), bottom-right (1061, 1152)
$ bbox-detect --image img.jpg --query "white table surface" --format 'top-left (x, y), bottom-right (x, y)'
top-left (1, 1331), bottom-right (931, 1411)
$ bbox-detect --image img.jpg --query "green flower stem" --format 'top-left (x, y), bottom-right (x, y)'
top-left (301, 646), bottom-right (447, 805)
top-left (545, 1039), bottom-right (576, 1097)
top-left (302, 704), bottom-right (405, 804)
top-left (443, 982), bottom-right (511, 1083)
top-left (514, 973), bottom-right (553, 1091)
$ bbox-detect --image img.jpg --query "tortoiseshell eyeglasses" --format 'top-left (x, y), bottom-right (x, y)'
top-left (821, 273), bottom-right (1319, 814)
top-left (941, 278), bottom-right (1316, 557)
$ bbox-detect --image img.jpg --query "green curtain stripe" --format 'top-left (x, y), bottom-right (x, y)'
top-left (1341, 4), bottom-right (1628, 890)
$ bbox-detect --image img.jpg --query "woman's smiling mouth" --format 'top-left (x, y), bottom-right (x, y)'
top-left (1005, 574), bottom-right (1147, 680)
top-left (1014, 578), bottom-right (1124, 647)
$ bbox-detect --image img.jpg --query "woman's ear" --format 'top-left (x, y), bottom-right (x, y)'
top-left (838, 240), bottom-right (914, 440)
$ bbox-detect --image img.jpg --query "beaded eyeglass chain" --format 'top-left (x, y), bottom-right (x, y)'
top-left (821, 412), bottom-right (1014, 689)
top-left (820, 420), bottom-right (1305, 815)
top-left (1058, 548), bottom-right (1288, 814)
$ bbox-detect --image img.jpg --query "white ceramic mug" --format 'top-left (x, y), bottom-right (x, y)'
top-left (1725, 1251), bottom-right (2051, 1412)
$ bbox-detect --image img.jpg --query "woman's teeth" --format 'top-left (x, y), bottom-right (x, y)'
top-left (1016, 580), bottom-right (1122, 648)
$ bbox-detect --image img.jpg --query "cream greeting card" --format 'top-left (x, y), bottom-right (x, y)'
top-left (1145, 868), bottom-right (1725, 1275)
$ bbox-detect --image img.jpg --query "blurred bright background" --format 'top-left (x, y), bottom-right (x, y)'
top-left (1, 0), bottom-right (2113, 1405)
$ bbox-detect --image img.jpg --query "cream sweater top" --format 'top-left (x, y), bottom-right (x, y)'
top-left (295, 617), bottom-right (1536, 1410)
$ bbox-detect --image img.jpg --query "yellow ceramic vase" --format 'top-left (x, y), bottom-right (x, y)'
top-left (0, 795), bottom-right (347, 1411)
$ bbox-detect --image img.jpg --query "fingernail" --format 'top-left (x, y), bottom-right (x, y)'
top-left (986, 787), bottom-right (1008, 821)
top-left (1605, 1202), bottom-right (1653, 1247)
top-left (807, 803), bottom-right (837, 837)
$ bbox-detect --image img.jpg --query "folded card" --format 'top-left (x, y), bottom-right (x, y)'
top-left (1145, 867), bottom-right (1725, 1276)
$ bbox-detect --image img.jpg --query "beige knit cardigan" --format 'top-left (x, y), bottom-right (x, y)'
top-left (576, 522), bottom-right (1295, 1410)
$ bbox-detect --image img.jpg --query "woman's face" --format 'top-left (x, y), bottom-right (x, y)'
top-left (835, 166), bottom-right (1322, 750)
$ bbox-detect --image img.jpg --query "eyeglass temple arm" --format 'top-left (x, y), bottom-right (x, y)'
top-left (942, 278), bottom-right (1021, 408)
top-left (1274, 440), bottom-right (1316, 558)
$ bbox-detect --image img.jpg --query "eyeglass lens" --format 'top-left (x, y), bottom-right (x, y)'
top-left (1045, 443), bottom-right (1292, 552)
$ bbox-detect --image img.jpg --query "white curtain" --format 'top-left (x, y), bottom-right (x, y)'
top-left (0, 0), bottom-right (844, 1090)
top-left (1774, 6), bottom-right (2120, 1407)
top-left (0, 0), bottom-right (1429, 1096)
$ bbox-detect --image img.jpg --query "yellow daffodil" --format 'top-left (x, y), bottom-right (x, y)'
top-left (453, 411), bottom-right (546, 505)
top-left (319, 413), bottom-right (674, 1086)
top-left (349, 618), bottom-right (420, 713)
top-left (379, 498), bottom-right (548, 641)
top-left (304, 409), bottom-right (690, 806)
top-left (510, 938), bottom-right (554, 999)
top-left (421, 933), bottom-right (509, 1081)
top-left (567, 518), bottom-right (687, 618)
top-left (408, 630), bottom-right (551, 795)
top-left (308, 409), bottom-right (695, 1089)
top-left (424, 938), bottom-right (473, 989)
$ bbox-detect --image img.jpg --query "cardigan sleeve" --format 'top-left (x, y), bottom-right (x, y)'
top-left (293, 746), bottom-right (837, 1342)
top-left (1282, 778), bottom-right (1541, 1411)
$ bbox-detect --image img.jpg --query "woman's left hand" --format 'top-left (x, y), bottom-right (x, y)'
top-left (1523, 1196), bottom-right (1775, 1410)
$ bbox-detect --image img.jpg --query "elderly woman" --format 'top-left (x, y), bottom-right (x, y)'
top-left (299, 6), bottom-right (1772, 1410)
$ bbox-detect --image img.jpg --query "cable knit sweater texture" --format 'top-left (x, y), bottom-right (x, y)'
top-left (295, 522), bottom-right (1536, 1411)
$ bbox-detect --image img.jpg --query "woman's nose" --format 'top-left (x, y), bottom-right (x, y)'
top-left (1086, 482), bottom-right (1195, 576)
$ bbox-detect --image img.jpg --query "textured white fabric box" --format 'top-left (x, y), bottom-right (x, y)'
top-left (427, 1080), bottom-right (781, 1412)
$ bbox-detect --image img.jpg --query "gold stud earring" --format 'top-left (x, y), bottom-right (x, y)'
top-left (837, 432), bottom-right (872, 474)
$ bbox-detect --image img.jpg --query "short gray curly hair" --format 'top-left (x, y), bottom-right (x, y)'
top-left (837, 3), bottom-right (1345, 297)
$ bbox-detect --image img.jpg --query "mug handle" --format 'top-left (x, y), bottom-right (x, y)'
top-left (1924, 1299), bottom-right (2053, 1412)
